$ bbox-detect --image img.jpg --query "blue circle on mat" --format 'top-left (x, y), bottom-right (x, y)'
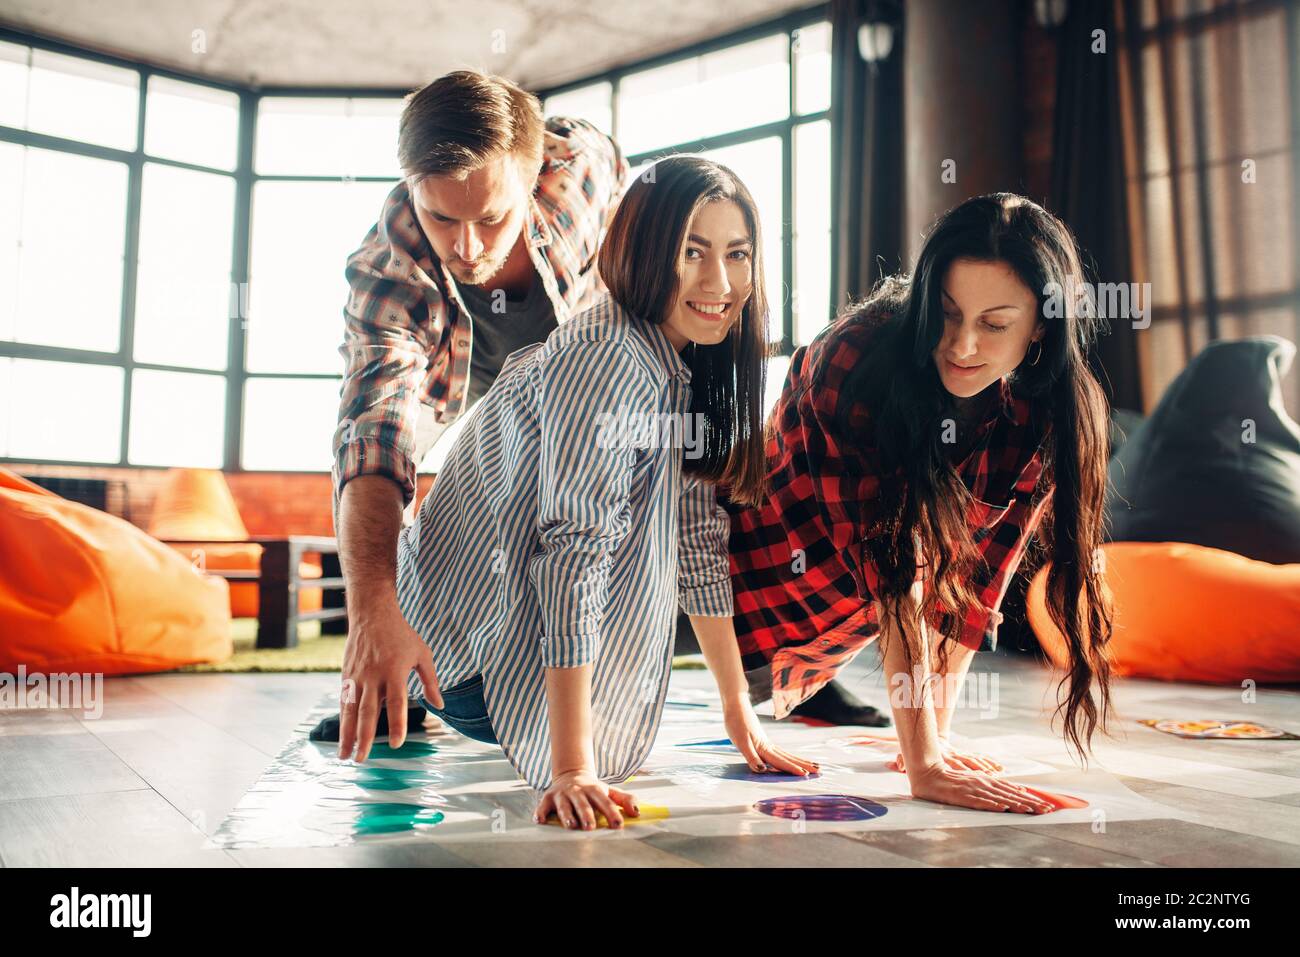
top-left (754, 794), bottom-right (888, 822)
top-left (674, 737), bottom-right (738, 751)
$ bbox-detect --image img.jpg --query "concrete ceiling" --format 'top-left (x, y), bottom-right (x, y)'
top-left (0, 0), bottom-right (818, 92)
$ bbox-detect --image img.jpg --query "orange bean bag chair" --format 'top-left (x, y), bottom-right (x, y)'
top-left (1027, 541), bottom-right (1300, 684)
top-left (0, 467), bottom-right (232, 674)
top-left (146, 469), bottom-right (321, 618)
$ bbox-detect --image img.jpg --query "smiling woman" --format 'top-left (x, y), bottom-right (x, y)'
top-left (659, 202), bottom-right (756, 352)
top-left (935, 259), bottom-right (1044, 400)
top-left (597, 155), bottom-right (772, 506)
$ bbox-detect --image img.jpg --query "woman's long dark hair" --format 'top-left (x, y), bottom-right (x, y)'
top-left (597, 155), bottom-right (770, 507)
top-left (836, 193), bottom-right (1114, 763)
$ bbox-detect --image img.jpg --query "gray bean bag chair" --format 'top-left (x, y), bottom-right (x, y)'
top-left (1106, 336), bottom-right (1300, 565)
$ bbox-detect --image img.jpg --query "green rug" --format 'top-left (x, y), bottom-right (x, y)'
top-left (172, 619), bottom-right (346, 673)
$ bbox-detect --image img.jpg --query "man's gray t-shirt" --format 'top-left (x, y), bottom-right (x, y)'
top-left (456, 275), bottom-right (558, 407)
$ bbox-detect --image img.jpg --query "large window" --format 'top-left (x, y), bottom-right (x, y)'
top-left (0, 32), bottom-right (404, 471)
top-left (2, 10), bottom-right (836, 470)
top-left (1, 37), bottom-right (244, 469)
top-left (542, 13), bottom-right (834, 419)
top-left (0, 142), bottom-right (128, 353)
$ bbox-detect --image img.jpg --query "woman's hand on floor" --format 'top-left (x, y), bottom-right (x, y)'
top-left (906, 762), bottom-right (1055, 814)
top-left (724, 700), bottom-right (822, 777)
top-left (534, 769), bottom-right (640, 830)
top-left (889, 743), bottom-right (1003, 775)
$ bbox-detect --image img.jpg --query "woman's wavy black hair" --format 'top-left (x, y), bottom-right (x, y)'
top-left (836, 192), bottom-right (1114, 762)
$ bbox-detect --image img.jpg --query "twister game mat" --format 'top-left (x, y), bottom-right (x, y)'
top-left (1139, 719), bottom-right (1299, 740)
top-left (209, 675), bottom-right (1169, 849)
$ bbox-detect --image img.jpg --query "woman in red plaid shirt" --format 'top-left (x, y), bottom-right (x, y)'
top-left (725, 194), bottom-right (1115, 814)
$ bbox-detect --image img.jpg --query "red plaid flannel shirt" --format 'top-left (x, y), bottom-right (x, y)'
top-left (331, 116), bottom-right (628, 511)
top-left (724, 307), bottom-right (1054, 717)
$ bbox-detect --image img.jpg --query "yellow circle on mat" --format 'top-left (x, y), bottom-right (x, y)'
top-left (543, 804), bottom-right (670, 827)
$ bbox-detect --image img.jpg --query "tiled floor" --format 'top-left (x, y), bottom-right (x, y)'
top-left (2, 649), bottom-right (1298, 867)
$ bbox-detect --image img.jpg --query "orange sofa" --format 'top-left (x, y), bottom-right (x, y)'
top-left (0, 466), bottom-right (232, 675)
top-left (1028, 541), bottom-right (1300, 684)
top-left (146, 468), bottom-right (322, 618)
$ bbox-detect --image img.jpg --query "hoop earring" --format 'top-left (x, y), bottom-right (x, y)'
top-left (1029, 340), bottom-right (1043, 366)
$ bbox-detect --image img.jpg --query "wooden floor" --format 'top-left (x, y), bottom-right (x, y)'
top-left (2, 649), bottom-right (1299, 867)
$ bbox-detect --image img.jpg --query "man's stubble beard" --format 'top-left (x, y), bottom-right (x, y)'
top-left (449, 256), bottom-right (507, 288)
top-left (447, 217), bottom-right (526, 289)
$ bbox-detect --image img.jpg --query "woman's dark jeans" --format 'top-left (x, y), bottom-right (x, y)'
top-left (418, 673), bottom-right (499, 744)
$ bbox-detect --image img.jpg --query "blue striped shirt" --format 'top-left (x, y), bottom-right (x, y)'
top-left (396, 292), bottom-right (735, 789)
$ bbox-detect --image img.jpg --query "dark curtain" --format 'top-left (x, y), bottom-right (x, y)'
top-left (1108, 0), bottom-right (1299, 419)
top-left (830, 0), bottom-right (903, 313)
top-left (1048, 0), bottom-right (1144, 411)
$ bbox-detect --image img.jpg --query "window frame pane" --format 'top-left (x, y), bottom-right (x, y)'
top-left (127, 367), bottom-right (227, 468)
top-left (241, 376), bottom-right (343, 472)
top-left (2, 143), bottom-right (129, 354)
top-left (144, 74), bottom-right (240, 171)
top-left (543, 81), bottom-right (614, 138)
top-left (26, 47), bottom-right (139, 150)
top-left (1, 357), bottom-right (124, 463)
top-left (245, 177), bottom-right (398, 375)
top-left (133, 162), bottom-right (237, 371)
top-left (254, 96), bottom-right (405, 178)
top-left (617, 32), bottom-right (791, 155)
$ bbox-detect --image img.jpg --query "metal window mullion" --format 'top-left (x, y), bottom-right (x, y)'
top-left (242, 371), bottom-right (339, 380)
top-left (116, 72), bottom-right (147, 467)
top-left (0, 342), bottom-right (125, 363)
top-left (225, 90), bottom-right (256, 472)
top-left (138, 152), bottom-right (239, 177)
top-left (827, 13), bottom-right (841, 330)
top-left (0, 125), bottom-right (135, 161)
top-left (783, 26), bottom-right (796, 357)
top-left (623, 116), bottom-right (799, 167)
top-left (610, 75), bottom-right (620, 144)
top-left (781, 124), bottom-right (794, 357)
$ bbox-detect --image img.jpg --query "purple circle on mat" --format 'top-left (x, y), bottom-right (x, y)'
top-left (754, 794), bottom-right (888, 822)
top-left (717, 765), bottom-right (821, 783)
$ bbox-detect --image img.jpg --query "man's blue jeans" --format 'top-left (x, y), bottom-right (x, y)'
top-left (418, 673), bottom-right (499, 744)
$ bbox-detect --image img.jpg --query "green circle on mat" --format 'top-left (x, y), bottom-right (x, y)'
top-left (354, 803), bottom-right (445, 834)
top-left (364, 740), bottom-right (438, 759)
top-left (353, 767), bottom-right (441, 790)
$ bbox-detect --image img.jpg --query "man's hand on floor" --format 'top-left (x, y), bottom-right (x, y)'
top-left (338, 601), bottom-right (442, 762)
